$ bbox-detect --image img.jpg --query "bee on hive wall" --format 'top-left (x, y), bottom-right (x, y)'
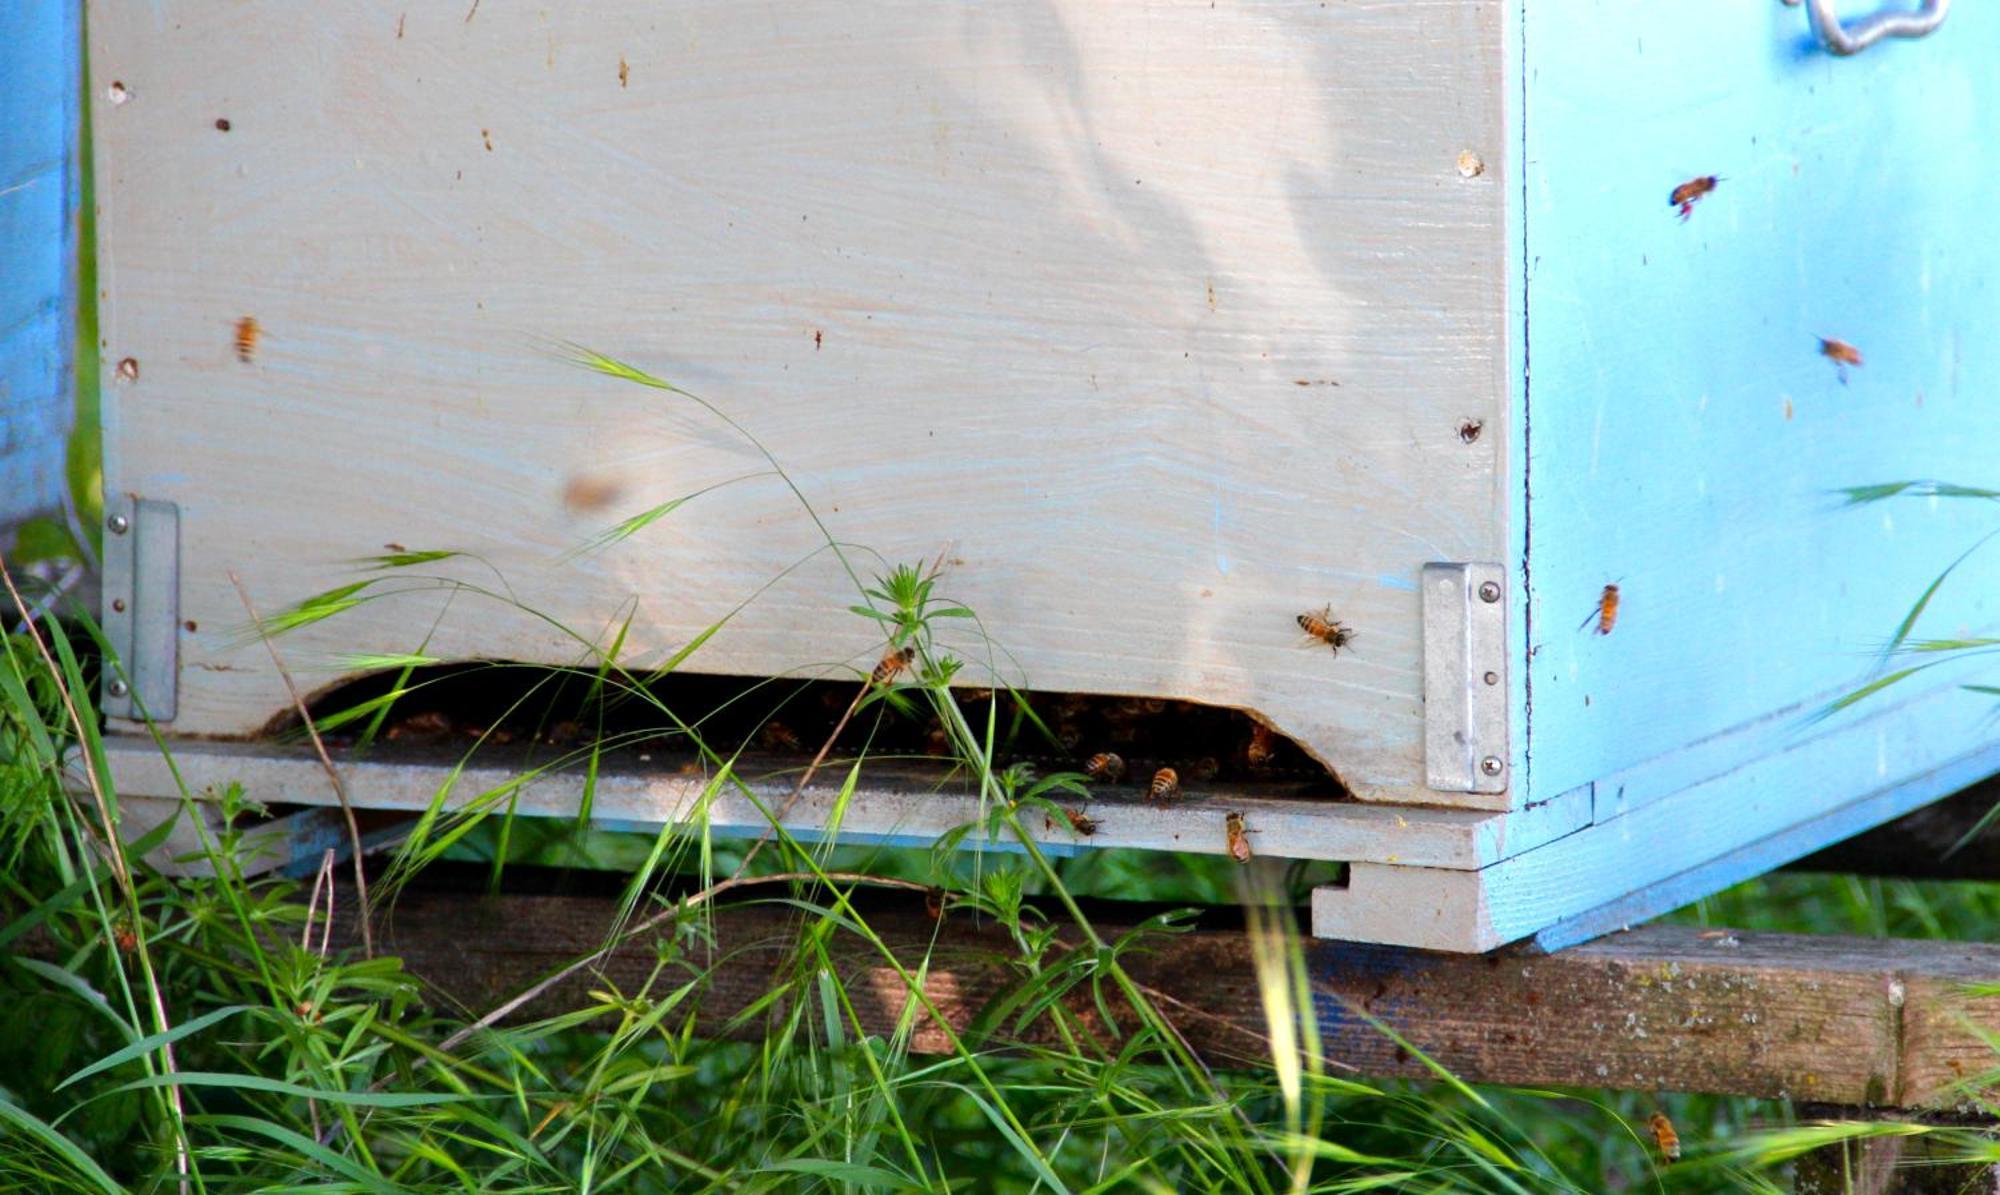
top-left (1669, 175), bottom-right (1719, 222)
top-left (1297, 606), bottom-right (1356, 653)
top-left (1819, 337), bottom-right (1863, 384)
top-left (1581, 584), bottom-right (1621, 636)
top-left (1083, 752), bottom-right (1125, 783)
top-left (233, 316), bottom-right (260, 363)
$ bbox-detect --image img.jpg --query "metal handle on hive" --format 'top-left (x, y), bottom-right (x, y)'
top-left (1782, 0), bottom-right (1949, 55)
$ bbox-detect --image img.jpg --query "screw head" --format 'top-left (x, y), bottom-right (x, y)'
top-left (1483, 670), bottom-right (1500, 686)
top-left (1479, 755), bottom-right (1505, 777)
top-left (107, 514), bottom-right (130, 534)
top-left (1477, 581), bottom-right (1501, 603)
top-left (106, 678), bottom-right (131, 698)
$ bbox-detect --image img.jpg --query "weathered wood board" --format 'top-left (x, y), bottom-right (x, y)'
top-left (87, 0), bottom-right (1508, 804)
top-left (310, 879), bottom-right (2000, 1110)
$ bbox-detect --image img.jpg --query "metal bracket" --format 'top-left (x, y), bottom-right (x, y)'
top-left (101, 496), bottom-right (180, 721)
top-left (1421, 562), bottom-right (1509, 794)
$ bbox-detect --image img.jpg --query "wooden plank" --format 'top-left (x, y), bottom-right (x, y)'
top-left (1313, 682), bottom-right (2000, 950)
top-left (100, 734), bottom-right (1592, 871)
top-left (1521, 0), bottom-right (2000, 803)
top-left (87, 0), bottom-right (1509, 806)
top-left (0, 0), bottom-right (79, 525)
top-left (321, 878), bottom-right (2000, 1109)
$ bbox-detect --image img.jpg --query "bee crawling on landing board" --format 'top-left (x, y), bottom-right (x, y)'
top-left (1297, 606), bottom-right (1356, 653)
top-left (1083, 752), bottom-right (1126, 784)
top-left (1225, 812), bottom-right (1253, 863)
top-left (1148, 767), bottom-right (1180, 806)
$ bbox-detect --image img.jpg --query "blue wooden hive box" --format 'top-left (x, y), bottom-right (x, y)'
top-left (16, 0), bottom-right (1998, 950)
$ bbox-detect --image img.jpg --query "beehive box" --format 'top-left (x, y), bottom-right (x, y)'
top-left (64, 0), bottom-right (2000, 950)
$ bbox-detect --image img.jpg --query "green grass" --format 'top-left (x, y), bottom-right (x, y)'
top-left (4, 352), bottom-right (1994, 1192)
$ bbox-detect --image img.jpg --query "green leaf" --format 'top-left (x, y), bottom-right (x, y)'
top-left (108, 1071), bottom-right (486, 1108)
top-left (757, 1158), bottom-right (929, 1191)
top-left (59, 1005), bottom-right (254, 1090)
top-left (356, 549), bottom-right (464, 569)
top-left (0, 1093), bottom-right (125, 1195)
top-left (192, 1113), bottom-right (401, 1192)
top-left (329, 652), bottom-right (443, 671)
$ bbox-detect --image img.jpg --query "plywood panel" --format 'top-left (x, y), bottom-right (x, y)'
top-left (1522, 0), bottom-right (2000, 799)
top-left (88, 0), bottom-right (1507, 803)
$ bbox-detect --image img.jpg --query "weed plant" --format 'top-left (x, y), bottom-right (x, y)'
top-left (0, 354), bottom-right (1987, 1192)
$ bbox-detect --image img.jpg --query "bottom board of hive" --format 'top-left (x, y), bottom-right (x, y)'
top-left (97, 673), bottom-right (1998, 952)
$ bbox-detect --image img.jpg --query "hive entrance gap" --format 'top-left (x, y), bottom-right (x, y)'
top-left (283, 664), bottom-right (1349, 802)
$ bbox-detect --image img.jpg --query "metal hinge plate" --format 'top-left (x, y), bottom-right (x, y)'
top-left (101, 496), bottom-right (179, 722)
top-left (1421, 562), bottom-right (1509, 794)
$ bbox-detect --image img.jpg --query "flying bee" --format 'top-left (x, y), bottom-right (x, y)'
top-left (1297, 606), bottom-right (1357, 653)
top-left (1647, 1112), bottom-right (1681, 1163)
top-left (1580, 583), bottom-right (1621, 636)
top-left (1669, 175), bottom-right (1719, 222)
top-left (1246, 723), bottom-right (1276, 770)
top-left (1148, 767), bottom-right (1180, 805)
top-left (1083, 752), bottom-right (1125, 783)
top-left (562, 474), bottom-right (623, 512)
top-left (1225, 812), bottom-right (1252, 863)
top-left (870, 645), bottom-right (916, 686)
top-left (233, 315), bottom-right (261, 363)
top-left (1819, 336), bottom-right (1864, 385)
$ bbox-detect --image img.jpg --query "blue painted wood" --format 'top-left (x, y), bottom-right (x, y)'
top-left (0, 0), bottom-right (80, 525)
top-left (1518, 0), bottom-right (2000, 807)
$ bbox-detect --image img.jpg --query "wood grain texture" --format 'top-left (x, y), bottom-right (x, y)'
top-left (318, 880), bottom-right (2000, 1108)
top-left (100, 734), bottom-right (1590, 870)
top-left (1520, 0), bottom-right (2000, 801)
top-left (87, 1), bottom-right (1508, 804)
top-left (0, 0), bottom-right (79, 524)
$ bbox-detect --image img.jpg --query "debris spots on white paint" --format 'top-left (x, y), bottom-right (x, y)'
top-left (1456, 150), bottom-right (1485, 178)
top-left (108, 81), bottom-right (130, 105)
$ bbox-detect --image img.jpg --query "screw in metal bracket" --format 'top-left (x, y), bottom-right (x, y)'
top-left (107, 514), bottom-right (130, 535)
top-left (106, 678), bottom-right (131, 698)
top-left (1477, 581), bottom-right (1501, 603)
top-left (1479, 755), bottom-right (1505, 777)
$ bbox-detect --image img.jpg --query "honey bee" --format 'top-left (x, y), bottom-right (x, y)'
top-left (1819, 337), bottom-right (1863, 384)
top-left (1225, 812), bottom-right (1252, 863)
top-left (1297, 606), bottom-right (1356, 653)
top-left (1647, 1112), bottom-right (1681, 1163)
top-left (758, 721), bottom-right (802, 752)
top-left (1580, 584), bottom-right (1621, 636)
top-left (1669, 175), bottom-right (1719, 222)
top-left (233, 315), bottom-right (260, 363)
top-left (1083, 752), bottom-right (1125, 783)
top-left (1186, 755), bottom-right (1220, 782)
top-left (870, 645), bottom-right (916, 686)
top-left (1062, 807), bottom-right (1099, 836)
top-left (1246, 724), bottom-right (1276, 770)
top-left (1148, 767), bottom-right (1180, 805)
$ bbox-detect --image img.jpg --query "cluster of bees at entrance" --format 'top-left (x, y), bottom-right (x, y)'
top-left (1033, 604), bottom-right (1358, 862)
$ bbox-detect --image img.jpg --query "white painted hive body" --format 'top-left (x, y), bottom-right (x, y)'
top-left (78, 0), bottom-right (2000, 949)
